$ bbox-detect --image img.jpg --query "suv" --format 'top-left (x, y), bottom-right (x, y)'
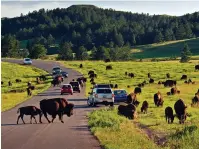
top-left (93, 84), bottom-right (111, 89)
top-left (61, 84), bottom-right (73, 95)
top-left (23, 58), bottom-right (32, 65)
top-left (87, 88), bottom-right (114, 106)
top-left (52, 67), bottom-right (62, 75)
top-left (69, 81), bottom-right (81, 93)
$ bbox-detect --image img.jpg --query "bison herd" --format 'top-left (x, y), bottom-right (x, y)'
top-left (17, 98), bottom-right (74, 124)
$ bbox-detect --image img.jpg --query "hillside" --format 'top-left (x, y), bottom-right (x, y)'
top-left (132, 38), bottom-right (199, 59)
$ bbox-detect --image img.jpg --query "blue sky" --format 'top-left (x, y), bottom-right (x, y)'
top-left (1, 1), bottom-right (199, 18)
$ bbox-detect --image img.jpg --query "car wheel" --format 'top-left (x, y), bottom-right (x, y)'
top-left (87, 98), bottom-right (92, 106)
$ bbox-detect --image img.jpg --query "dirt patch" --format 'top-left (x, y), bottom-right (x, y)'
top-left (134, 121), bottom-right (167, 146)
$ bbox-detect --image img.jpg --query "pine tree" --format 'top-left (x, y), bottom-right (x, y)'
top-left (58, 42), bottom-right (73, 60)
top-left (180, 43), bottom-right (192, 63)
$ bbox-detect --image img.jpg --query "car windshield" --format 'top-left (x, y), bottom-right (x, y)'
top-left (25, 58), bottom-right (31, 61)
top-left (97, 89), bottom-right (112, 94)
top-left (95, 84), bottom-right (110, 88)
top-left (53, 67), bottom-right (61, 71)
top-left (114, 90), bottom-right (126, 95)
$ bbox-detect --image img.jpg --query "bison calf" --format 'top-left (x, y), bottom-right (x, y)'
top-left (165, 106), bottom-right (174, 124)
top-left (17, 106), bottom-right (42, 124)
top-left (141, 101), bottom-right (149, 114)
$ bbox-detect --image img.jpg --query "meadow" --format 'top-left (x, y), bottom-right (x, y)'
top-left (60, 60), bottom-right (199, 149)
top-left (1, 62), bottom-right (52, 111)
top-left (132, 38), bottom-right (199, 59)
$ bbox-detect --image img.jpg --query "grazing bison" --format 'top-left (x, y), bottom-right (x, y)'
top-left (148, 73), bottom-right (151, 78)
top-left (104, 59), bottom-right (111, 63)
top-left (89, 73), bottom-right (97, 78)
top-left (17, 106), bottom-right (42, 124)
top-left (127, 93), bottom-right (140, 107)
top-left (138, 83), bottom-right (145, 88)
top-left (88, 70), bottom-right (94, 75)
top-left (79, 64), bottom-right (83, 68)
top-left (166, 73), bottom-right (170, 78)
top-left (154, 91), bottom-right (164, 107)
top-left (8, 81), bottom-right (12, 86)
top-left (129, 73), bottom-right (135, 78)
top-left (106, 65), bottom-right (112, 70)
top-left (40, 98), bottom-right (74, 123)
top-left (181, 75), bottom-right (187, 80)
top-left (164, 80), bottom-right (177, 87)
top-left (141, 101), bottom-right (149, 114)
top-left (158, 81), bottom-right (162, 85)
top-left (195, 65), bottom-right (199, 70)
top-left (16, 79), bottom-right (22, 83)
top-left (134, 87), bottom-right (141, 94)
top-left (118, 103), bottom-right (137, 119)
top-left (171, 87), bottom-right (180, 95)
top-left (174, 99), bottom-right (187, 124)
top-left (165, 106), bottom-right (174, 124)
top-left (149, 78), bottom-right (154, 84)
top-left (191, 93), bottom-right (199, 106)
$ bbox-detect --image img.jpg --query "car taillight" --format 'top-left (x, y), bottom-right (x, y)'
top-left (95, 94), bottom-right (98, 98)
top-left (112, 94), bottom-right (114, 97)
top-left (61, 88), bottom-right (64, 90)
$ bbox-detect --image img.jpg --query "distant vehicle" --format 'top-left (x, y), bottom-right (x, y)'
top-left (69, 81), bottom-right (81, 93)
top-left (52, 66), bottom-right (62, 75)
top-left (87, 88), bottom-right (114, 106)
top-left (61, 71), bottom-right (68, 78)
top-left (61, 84), bottom-right (73, 95)
top-left (93, 84), bottom-right (111, 89)
top-left (113, 89), bottom-right (128, 102)
top-left (23, 58), bottom-right (32, 65)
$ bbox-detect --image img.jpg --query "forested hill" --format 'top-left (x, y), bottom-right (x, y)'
top-left (1, 5), bottom-right (199, 50)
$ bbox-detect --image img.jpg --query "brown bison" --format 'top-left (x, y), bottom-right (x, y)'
top-left (195, 65), bottom-right (199, 70)
top-left (154, 91), bottom-right (164, 107)
top-left (40, 98), bottom-right (74, 123)
top-left (171, 87), bottom-right (180, 95)
top-left (128, 73), bottom-right (134, 78)
top-left (134, 87), bottom-right (142, 94)
top-left (164, 80), bottom-right (177, 87)
top-left (165, 106), bottom-right (174, 124)
top-left (174, 99), bottom-right (187, 124)
top-left (141, 101), bottom-right (149, 114)
top-left (17, 106), bottom-right (43, 124)
top-left (127, 93), bottom-right (140, 107)
top-left (149, 78), bottom-right (154, 84)
top-left (181, 75), bottom-right (187, 80)
top-left (118, 103), bottom-right (137, 119)
top-left (106, 65), bottom-right (112, 70)
top-left (191, 93), bottom-right (199, 106)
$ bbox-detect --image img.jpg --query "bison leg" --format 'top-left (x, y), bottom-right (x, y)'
top-left (21, 114), bottom-right (25, 124)
top-left (32, 115), bottom-right (37, 124)
top-left (43, 112), bottom-right (51, 123)
top-left (30, 115), bottom-right (32, 124)
top-left (58, 113), bottom-right (64, 123)
top-left (51, 114), bottom-right (56, 123)
top-left (17, 115), bottom-right (21, 124)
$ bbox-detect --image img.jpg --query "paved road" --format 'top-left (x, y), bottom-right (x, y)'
top-left (1, 59), bottom-right (101, 149)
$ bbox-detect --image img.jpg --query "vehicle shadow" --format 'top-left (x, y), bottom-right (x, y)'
top-left (1, 123), bottom-right (23, 126)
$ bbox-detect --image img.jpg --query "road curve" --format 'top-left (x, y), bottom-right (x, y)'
top-left (1, 59), bottom-right (101, 149)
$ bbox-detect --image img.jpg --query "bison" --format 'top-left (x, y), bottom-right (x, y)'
top-left (191, 93), bottom-right (199, 106)
top-left (104, 59), bottom-right (111, 63)
top-left (40, 98), bottom-right (74, 123)
top-left (118, 103), bottom-right (137, 119)
top-left (88, 70), bottom-right (94, 75)
top-left (27, 87), bottom-right (32, 96)
top-left (165, 106), bottom-right (174, 124)
top-left (195, 65), bottom-right (199, 70)
top-left (125, 72), bottom-right (128, 76)
top-left (1, 81), bottom-right (4, 85)
top-left (141, 101), bottom-right (149, 114)
top-left (149, 78), bottom-right (154, 84)
top-left (164, 80), bottom-right (177, 87)
top-left (127, 93), bottom-right (140, 107)
top-left (16, 79), bottom-right (22, 83)
top-left (181, 75), bottom-right (187, 80)
top-left (129, 73), bottom-right (134, 78)
top-left (134, 87), bottom-right (141, 94)
top-left (171, 87), bottom-right (180, 95)
top-left (106, 65), bottom-right (112, 70)
top-left (114, 84), bottom-right (118, 88)
top-left (174, 99), bottom-right (187, 124)
top-left (17, 106), bottom-right (43, 124)
top-left (79, 64), bottom-right (83, 68)
top-left (154, 91), bottom-right (164, 107)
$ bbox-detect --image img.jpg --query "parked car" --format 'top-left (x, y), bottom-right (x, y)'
top-left (61, 84), bottom-right (73, 95)
top-left (52, 66), bottom-right (62, 75)
top-left (87, 88), bottom-right (114, 106)
top-left (113, 89), bottom-right (128, 102)
top-left (93, 84), bottom-right (111, 89)
top-left (23, 58), bottom-right (32, 65)
top-left (61, 71), bottom-right (68, 78)
top-left (69, 81), bottom-right (81, 93)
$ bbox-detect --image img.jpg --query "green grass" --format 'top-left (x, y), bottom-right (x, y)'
top-left (1, 62), bottom-right (52, 111)
top-left (132, 38), bottom-right (199, 59)
top-left (60, 60), bottom-right (199, 149)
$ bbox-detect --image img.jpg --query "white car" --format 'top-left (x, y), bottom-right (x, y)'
top-left (87, 88), bottom-right (114, 107)
top-left (23, 58), bottom-right (32, 65)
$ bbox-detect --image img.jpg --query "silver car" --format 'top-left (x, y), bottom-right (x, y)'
top-left (87, 88), bottom-right (114, 106)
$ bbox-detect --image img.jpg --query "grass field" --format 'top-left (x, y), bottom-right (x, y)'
top-left (132, 38), bottom-right (199, 59)
top-left (1, 62), bottom-right (52, 111)
top-left (60, 60), bottom-right (199, 149)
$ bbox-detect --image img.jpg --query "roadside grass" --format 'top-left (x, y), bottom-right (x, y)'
top-left (132, 38), bottom-right (199, 59)
top-left (60, 60), bottom-right (199, 148)
top-left (1, 62), bottom-right (52, 111)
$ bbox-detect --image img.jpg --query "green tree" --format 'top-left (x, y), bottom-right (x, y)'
top-left (180, 43), bottom-right (192, 63)
top-left (154, 31), bottom-right (164, 43)
top-left (29, 44), bottom-right (47, 59)
top-left (47, 34), bottom-right (55, 45)
top-left (58, 42), bottom-right (73, 60)
top-left (76, 46), bottom-right (88, 60)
